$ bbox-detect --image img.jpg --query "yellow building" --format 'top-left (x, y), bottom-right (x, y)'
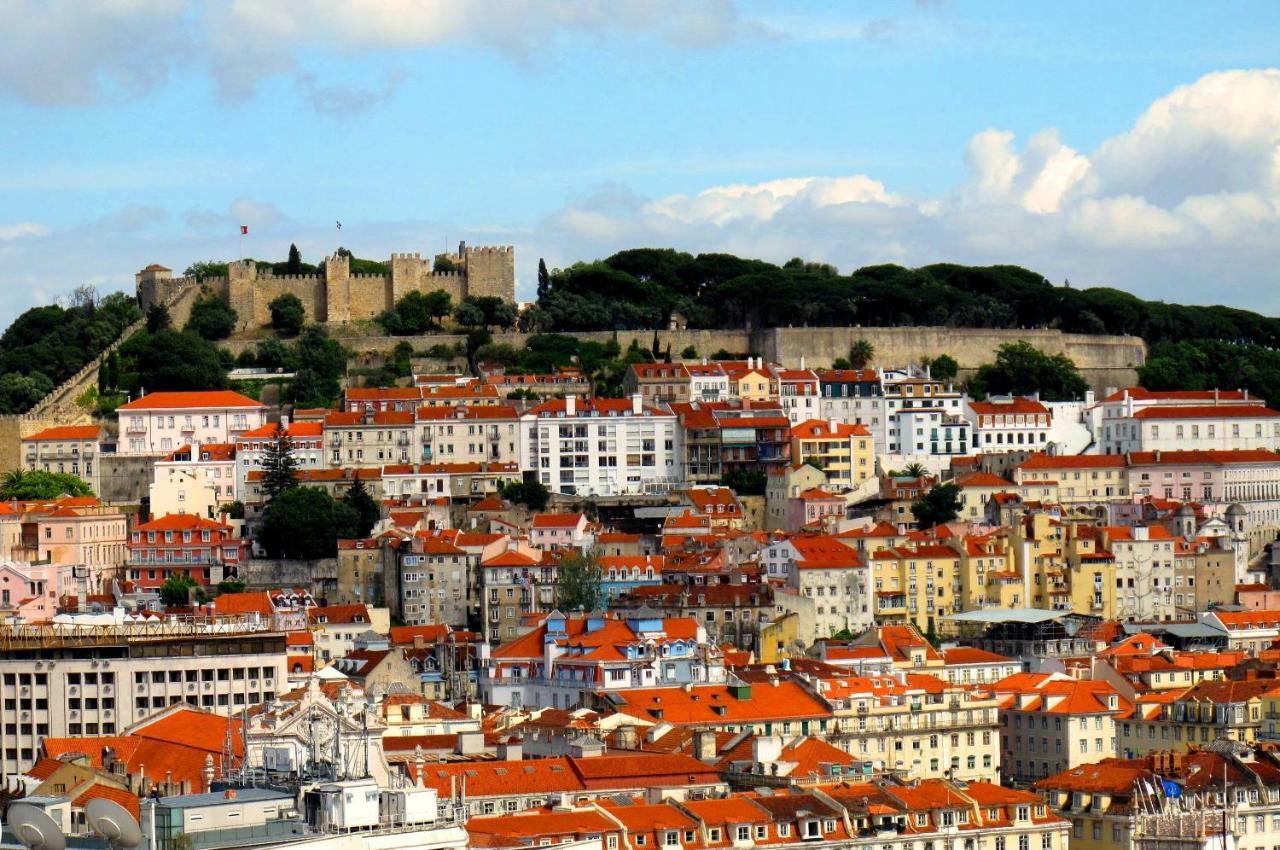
top-left (869, 542), bottom-right (961, 631)
top-left (789, 418), bottom-right (875, 490)
top-left (723, 359), bottom-right (776, 401)
top-left (1013, 454), bottom-right (1129, 504)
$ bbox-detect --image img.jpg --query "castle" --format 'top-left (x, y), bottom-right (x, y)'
top-left (136, 242), bottom-right (515, 330)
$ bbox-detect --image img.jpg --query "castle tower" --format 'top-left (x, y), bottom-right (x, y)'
top-left (227, 260), bottom-right (260, 331)
top-left (323, 252), bottom-right (351, 323)
top-left (460, 242), bottom-right (515, 302)
top-left (135, 264), bottom-right (174, 311)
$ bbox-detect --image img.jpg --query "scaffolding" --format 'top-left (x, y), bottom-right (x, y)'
top-left (0, 613), bottom-right (273, 651)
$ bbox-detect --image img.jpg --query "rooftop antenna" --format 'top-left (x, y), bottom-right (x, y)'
top-left (7, 804), bottom-right (67, 850)
top-left (86, 799), bottom-right (143, 850)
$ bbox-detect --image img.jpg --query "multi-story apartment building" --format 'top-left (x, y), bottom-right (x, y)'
top-left (895, 407), bottom-right (973, 457)
top-left (415, 404), bottom-right (520, 465)
top-left (154, 442), bottom-right (238, 506)
top-left (770, 535), bottom-right (871, 639)
top-left (483, 369), bottom-right (591, 400)
top-left (1013, 454), bottom-right (1130, 504)
top-left (116, 390), bottom-right (268, 455)
top-left (1110, 403), bottom-right (1280, 453)
top-left (789, 419), bottom-right (874, 490)
top-left (814, 668), bottom-right (1003, 781)
top-left (519, 396), bottom-right (682, 497)
top-left (992, 672), bottom-right (1127, 786)
top-left (126, 513), bottom-right (246, 589)
top-left (610, 581), bottom-right (777, 651)
top-left (687, 362), bottom-right (730, 402)
top-left (0, 617), bottom-right (286, 781)
top-left (967, 396), bottom-right (1053, 453)
top-left (670, 402), bottom-right (724, 484)
top-left (1118, 677), bottom-right (1271, 757)
top-left (324, 409), bottom-right (415, 467)
top-left (775, 367), bottom-right (820, 424)
top-left (623, 362), bottom-right (691, 405)
top-left (722, 358), bottom-right (776, 401)
top-left (1097, 386), bottom-right (1269, 452)
top-left (480, 547), bottom-right (551, 643)
top-left (378, 461), bottom-right (519, 503)
top-left (21, 425), bottom-right (106, 494)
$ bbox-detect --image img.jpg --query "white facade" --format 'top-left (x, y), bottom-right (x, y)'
top-left (1109, 406), bottom-right (1280, 453)
top-left (966, 397), bottom-right (1052, 454)
top-left (117, 392), bottom-right (268, 455)
top-left (687, 364), bottom-right (730, 402)
top-left (519, 396), bottom-right (682, 497)
top-left (235, 422), bottom-right (324, 496)
top-left (415, 406), bottom-right (520, 466)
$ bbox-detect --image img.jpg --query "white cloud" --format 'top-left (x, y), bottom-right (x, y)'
top-left (0, 0), bottom-right (746, 105)
top-left (532, 68), bottom-right (1280, 312)
top-left (0, 222), bottom-right (48, 241)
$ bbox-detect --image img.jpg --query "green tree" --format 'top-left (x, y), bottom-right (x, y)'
top-left (269, 293), bottom-right (305, 336)
top-left (681, 345), bottom-right (698, 359)
top-left (925, 354), bottom-right (959, 382)
top-left (218, 500), bottom-right (245, 519)
top-left (119, 330), bottom-right (228, 393)
top-left (720, 468), bottom-right (767, 496)
top-left (259, 423), bottom-right (299, 503)
top-left (972, 340), bottom-right (1088, 401)
top-left (258, 487), bottom-right (349, 559)
top-left (453, 300), bottom-right (485, 328)
top-left (216, 578), bottom-right (246, 595)
top-left (343, 478), bottom-right (380, 538)
top-left (184, 261), bottom-right (229, 281)
top-left (184, 287), bottom-right (238, 340)
top-left (554, 548), bottom-right (605, 612)
top-left (0, 371), bottom-right (53, 414)
top-left (433, 254), bottom-right (458, 273)
top-left (848, 338), bottom-right (875, 369)
top-left (901, 462), bottom-right (927, 478)
top-left (537, 258), bottom-right (551, 300)
top-left (286, 243), bottom-right (302, 275)
top-left (501, 479), bottom-right (551, 512)
top-left (104, 350), bottom-right (120, 391)
top-left (145, 303), bottom-right (171, 333)
top-left (0, 469), bottom-right (93, 500)
top-left (911, 482), bottom-right (962, 529)
top-left (159, 574), bottom-right (197, 607)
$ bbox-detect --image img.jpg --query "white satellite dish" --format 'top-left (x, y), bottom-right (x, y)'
top-left (7, 803), bottom-right (67, 850)
top-left (85, 798), bottom-right (143, 850)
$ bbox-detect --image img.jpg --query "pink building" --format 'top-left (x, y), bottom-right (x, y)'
top-left (529, 513), bottom-right (591, 550)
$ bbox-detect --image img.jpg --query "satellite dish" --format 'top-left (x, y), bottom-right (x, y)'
top-left (7, 803), bottom-right (66, 850)
top-left (86, 799), bottom-right (143, 849)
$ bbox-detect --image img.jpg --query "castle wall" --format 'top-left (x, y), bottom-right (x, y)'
top-left (463, 246), bottom-right (516, 301)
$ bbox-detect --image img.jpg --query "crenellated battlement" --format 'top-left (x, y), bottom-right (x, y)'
top-left (136, 242), bottom-right (514, 331)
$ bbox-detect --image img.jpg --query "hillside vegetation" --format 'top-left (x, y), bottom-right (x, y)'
top-left (0, 290), bottom-right (141, 414)
top-left (529, 248), bottom-right (1280, 346)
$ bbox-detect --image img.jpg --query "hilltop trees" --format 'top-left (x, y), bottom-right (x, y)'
top-left (184, 287), bottom-right (238, 340)
top-left (269, 293), bottom-right (305, 336)
top-left (0, 469), bottom-right (94, 500)
top-left (969, 340), bottom-right (1088, 401)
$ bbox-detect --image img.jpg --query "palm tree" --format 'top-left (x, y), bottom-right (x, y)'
top-left (903, 462), bottom-right (927, 478)
top-left (848, 338), bottom-right (875, 369)
top-left (0, 468), bottom-right (26, 499)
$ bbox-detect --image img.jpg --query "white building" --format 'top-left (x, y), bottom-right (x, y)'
top-left (0, 616), bottom-right (286, 781)
top-left (153, 443), bottom-right (238, 506)
top-left (966, 396), bottom-right (1052, 453)
top-left (774, 366), bottom-right (821, 424)
top-left (117, 391), bottom-right (268, 455)
top-left (686, 362), bottom-right (730, 402)
top-left (415, 404), bottom-right (520, 466)
top-left (1094, 387), bottom-right (1263, 452)
top-left (519, 396), bottom-right (682, 497)
top-left (763, 535), bottom-right (871, 641)
top-left (1108, 403), bottom-right (1280, 453)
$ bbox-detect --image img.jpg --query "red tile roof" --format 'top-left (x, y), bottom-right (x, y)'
top-left (1132, 404), bottom-right (1280, 419)
top-left (118, 390), bottom-right (264, 410)
top-left (23, 425), bottom-right (103, 441)
top-left (970, 397), bottom-right (1050, 415)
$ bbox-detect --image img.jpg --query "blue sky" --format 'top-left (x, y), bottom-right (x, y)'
top-left (1, 1), bottom-right (1279, 322)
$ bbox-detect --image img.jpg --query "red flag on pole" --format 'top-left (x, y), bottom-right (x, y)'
top-left (240, 225), bottom-right (249, 235)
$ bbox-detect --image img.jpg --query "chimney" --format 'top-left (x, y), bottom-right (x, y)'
top-left (800, 356), bottom-right (806, 370)
top-left (565, 395), bottom-right (576, 416)
top-left (280, 414), bottom-right (290, 428)
top-left (694, 730), bottom-right (718, 762)
top-left (631, 394), bottom-right (643, 415)
top-left (829, 418), bottom-right (838, 434)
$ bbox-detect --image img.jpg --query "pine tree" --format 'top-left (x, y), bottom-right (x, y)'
top-left (105, 350), bottom-right (119, 391)
top-left (343, 477), bottom-right (380, 538)
top-left (287, 243), bottom-right (302, 275)
top-left (260, 423), bottom-right (299, 503)
top-left (536, 258), bottom-right (551, 300)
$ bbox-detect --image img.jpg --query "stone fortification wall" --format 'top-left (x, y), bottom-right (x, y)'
top-left (136, 244), bottom-right (516, 332)
top-left (97, 454), bottom-right (160, 505)
top-left (219, 324), bottom-right (1144, 392)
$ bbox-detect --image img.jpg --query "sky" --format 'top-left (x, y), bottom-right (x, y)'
top-left (1, 0), bottom-right (1279, 324)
